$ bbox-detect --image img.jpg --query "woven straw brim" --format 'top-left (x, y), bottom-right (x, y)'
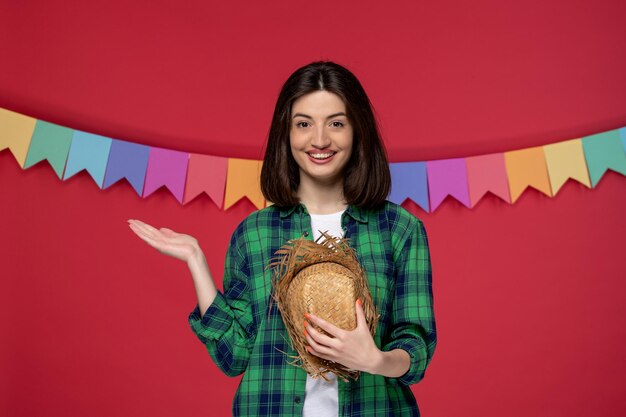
top-left (269, 232), bottom-right (379, 382)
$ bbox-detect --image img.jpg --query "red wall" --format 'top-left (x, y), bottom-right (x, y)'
top-left (1, 1), bottom-right (625, 416)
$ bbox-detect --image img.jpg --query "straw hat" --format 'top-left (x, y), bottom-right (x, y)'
top-left (269, 232), bottom-right (379, 382)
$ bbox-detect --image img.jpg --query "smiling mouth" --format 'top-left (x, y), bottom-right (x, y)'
top-left (307, 152), bottom-right (336, 160)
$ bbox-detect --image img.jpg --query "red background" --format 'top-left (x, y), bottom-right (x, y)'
top-left (2, 1), bottom-right (626, 416)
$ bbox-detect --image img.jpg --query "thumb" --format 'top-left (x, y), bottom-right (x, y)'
top-left (160, 227), bottom-right (177, 236)
top-left (355, 299), bottom-right (367, 329)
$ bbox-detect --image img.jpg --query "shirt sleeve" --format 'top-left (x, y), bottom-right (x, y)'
top-left (188, 233), bottom-right (255, 377)
top-left (382, 219), bottom-right (437, 386)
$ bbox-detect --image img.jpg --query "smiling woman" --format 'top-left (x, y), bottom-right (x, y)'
top-left (129, 61), bottom-right (436, 417)
top-left (289, 91), bottom-right (354, 206)
top-left (261, 61), bottom-right (392, 210)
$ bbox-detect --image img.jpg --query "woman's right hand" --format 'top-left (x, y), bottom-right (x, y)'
top-left (128, 219), bottom-right (200, 264)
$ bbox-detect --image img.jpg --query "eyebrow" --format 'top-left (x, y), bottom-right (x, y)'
top-left (292, 112), bottom-right (347, 120)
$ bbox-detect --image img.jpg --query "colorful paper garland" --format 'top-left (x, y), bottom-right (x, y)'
top-left (1, 107), bottom-right (625, 212)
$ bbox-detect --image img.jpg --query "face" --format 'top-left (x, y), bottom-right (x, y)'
top-left (289, 90), bottom-right (354, 188)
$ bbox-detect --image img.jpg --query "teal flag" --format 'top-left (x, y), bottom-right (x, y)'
top-left (582, 129), bottom-right (626, 187)
top-left (24, 121), bottom-right (73, 179)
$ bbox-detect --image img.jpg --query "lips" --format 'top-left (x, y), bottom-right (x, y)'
top-left (306, 151), bottom-right (336, 164)
top-left (307, 152), bottom-right (335, 160)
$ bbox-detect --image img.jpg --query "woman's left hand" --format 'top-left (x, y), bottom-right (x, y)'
top-left (304, 299), bottom-right (382, 375)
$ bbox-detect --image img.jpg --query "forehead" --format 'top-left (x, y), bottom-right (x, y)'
top-left (291, 90), bottom-right (347, 117)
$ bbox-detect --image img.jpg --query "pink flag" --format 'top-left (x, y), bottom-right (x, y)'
top-left (143, 147), bottom-right (189, 203)
top-left (183, 154), bottom-right (228, 207)
top-left (466, 153), bottom-right (511, 207)
top-left (426, 158), bottom-right (470, 211)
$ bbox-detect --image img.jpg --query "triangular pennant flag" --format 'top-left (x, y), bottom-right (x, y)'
top-left (582, 130), bottom-right (626, 187)
top-left (142, 147), bottom-right (189, 203)
top-left (63, 131), bottom-right (112, 188)
top-left (426, 158), bottom-right (470, 211)
top-left (466, 153), bottom-right (511, 207)
top-left (620, 128), bottom-right (626, 153)
top-left (543, 138), bottom-right (591, 194)
top-left (389, 162), bottom-right (429, 212)
top-left (224, 158), bottom-right (265, 210)
top-left (0, 108), bottom-right (37, 168)
top-left (103, 139), bottom-right (150, 196)
top-left (24, 120), bottom-right (73, 179)
top-left (183, 154), bottom-right (228, 207)
top-left (504, 146), bottom-right (552, 202)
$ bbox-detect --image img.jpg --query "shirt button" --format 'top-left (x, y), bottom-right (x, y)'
top-left (302, 231), bottom-right (309, 237)
top-left (294, 396), bottom-right (302, 404)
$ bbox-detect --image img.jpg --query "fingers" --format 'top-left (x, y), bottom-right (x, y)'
top-left (305, 345), bottom-right (334, 362)
top-left (128, 220), bottom-right (168, 252)
top-left (128, 224), bottom-right (157, 242)
top-left (355, 299), bottom-right (367, 329)
top-left (128, 219), bottom-right (161, 239)
top-left (129, 219), bottom-right (155, 231)
top-left (304, 322), bottom-right (336, 360)
top-left (128, 220), bottom-right (201, 264)
top-left (129, 221), bottom-right (179, 246)
top-left (305, 313), bottom-right (343, 339)
top-left (129, 223), bottom-right (162, 249)
top-left (127, 220), bottom-right (144, 237)
top-left (128, 220), bottom-right (183, 241)
top-left (304, 320), bottom-right (338, 348)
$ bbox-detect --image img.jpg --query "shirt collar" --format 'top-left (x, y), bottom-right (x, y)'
top-left (279, 203), bottom-right (368, 223)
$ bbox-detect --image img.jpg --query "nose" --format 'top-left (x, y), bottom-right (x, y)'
top-left (311, 126), bottom-right (331, 149)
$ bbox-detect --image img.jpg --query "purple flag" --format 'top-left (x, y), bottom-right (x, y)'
top-left (103, 139), bottom-right (150, 196)
top-left (389, 162), bottom-right (429, 212)
top-left (427, 158), bottom-right (470, 211)
top-left (143, 147), bottom-right (189, 203)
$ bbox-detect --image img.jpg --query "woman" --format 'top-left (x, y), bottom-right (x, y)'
top-left (128, 61), bottom-right (436, 416)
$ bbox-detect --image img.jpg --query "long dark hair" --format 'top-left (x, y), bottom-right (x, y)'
top-left (260, 61), bottom-right (391, 208)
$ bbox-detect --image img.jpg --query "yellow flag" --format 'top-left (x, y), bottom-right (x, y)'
top-left (224, 158), bottom-right (265, 210)
top-left (543, 138), bottom-right (591, 194)
top-left (0, 108), bottom-right (37, 168)
top-left (504, 146), bottom-right (552, 202)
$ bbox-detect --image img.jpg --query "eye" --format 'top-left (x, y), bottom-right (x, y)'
top-left (330, 121), bottom-right (345, 128)
top-left (295, 121), bottom-right (310, 128)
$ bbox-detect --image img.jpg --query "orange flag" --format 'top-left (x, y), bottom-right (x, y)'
top-left (0, 108), bottom-right (37, 167)
top-left (504, 146), bottom-right (552, 202)
top-left (224, 158), bottom-right (265, 210)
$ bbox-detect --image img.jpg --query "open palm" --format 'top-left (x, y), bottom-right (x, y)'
top-left (128, 219), bottom-right (199, 263)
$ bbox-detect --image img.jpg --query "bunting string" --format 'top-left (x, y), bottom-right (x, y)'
top-left (1, 107), bottom-right (625, 212)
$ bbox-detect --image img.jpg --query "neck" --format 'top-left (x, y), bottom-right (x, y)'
top-left (297, 177), bottom-right (347, 215)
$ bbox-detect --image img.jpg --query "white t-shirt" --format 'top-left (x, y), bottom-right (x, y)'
top-left (302, 209), bottom-right (345, 417)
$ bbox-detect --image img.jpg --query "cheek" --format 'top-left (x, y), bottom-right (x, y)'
top-left (343, 131), bottom-right (354, 152)
top-left (289, 131), bottom-right (305, 150)
top-left (289, 137), bottom-right (304, 163)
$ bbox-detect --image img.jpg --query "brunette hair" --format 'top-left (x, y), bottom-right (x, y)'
top-left (260, 61), bottom-right (391, 208)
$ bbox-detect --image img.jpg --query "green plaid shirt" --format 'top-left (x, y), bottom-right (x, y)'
top-left (189, 201), bottom-right (436, 416)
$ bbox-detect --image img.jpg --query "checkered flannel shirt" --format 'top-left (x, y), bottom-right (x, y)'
top-left (189, 201), bottom-right (436, 416)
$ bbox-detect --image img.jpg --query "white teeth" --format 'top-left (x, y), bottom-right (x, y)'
top-left (309, 153), bottom-right (334, 159)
